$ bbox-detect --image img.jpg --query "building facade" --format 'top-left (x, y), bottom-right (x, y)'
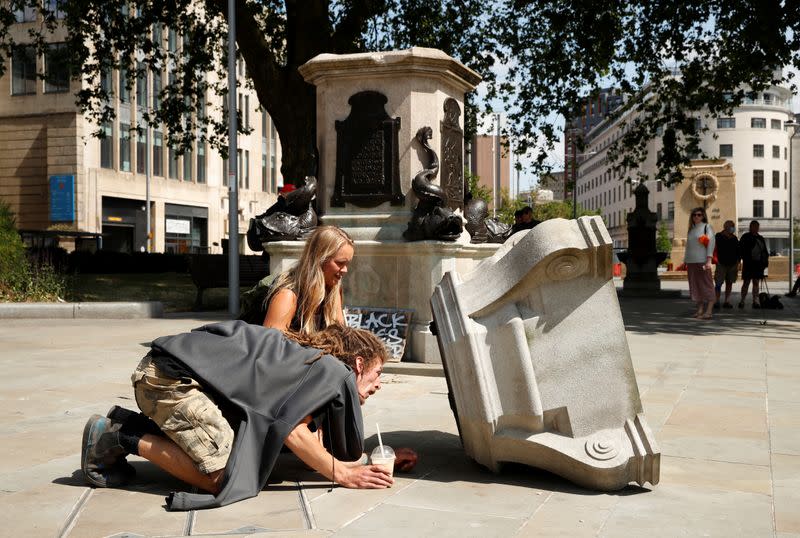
top-left (0, 10), bottom-right (282, 254)
top-left (576, 85), bottom-right (796, 255)
top-left (469, 134), bottom-right (511, 209)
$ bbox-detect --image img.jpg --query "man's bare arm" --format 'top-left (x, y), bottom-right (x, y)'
top-left (283, 420), bottom-right (393, 489)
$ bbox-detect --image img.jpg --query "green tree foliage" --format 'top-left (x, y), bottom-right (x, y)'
top-left (0, 201), bottom-right (65, 302)
top-left (465, 168), bottom-right (491, 204)
top-left (532, 200), bottom-right (597, 222)
top-left (1, 1), bottom-right (797, 184)
top-left (656, 220), bottom-right (672, 254)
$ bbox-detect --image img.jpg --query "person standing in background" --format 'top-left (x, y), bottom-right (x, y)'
top-left (713, 220), bottom-right (740, 309)
top-left (684, 207), bottom-right (716, 320)
top-left (738, 220), bottom-right (769, 309)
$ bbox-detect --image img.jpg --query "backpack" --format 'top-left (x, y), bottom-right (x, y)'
top-left (238, 274), bottom-right (276, 324)
top-left (758, 292), bottom-right (784, 310)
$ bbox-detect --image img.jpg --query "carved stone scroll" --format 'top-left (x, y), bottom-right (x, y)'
top-left (431, 216), bottom-right (660, 490)
top-left (332, 91), bottom-right (404, 207)
top-left (440, 98), bottom-right (464, 211)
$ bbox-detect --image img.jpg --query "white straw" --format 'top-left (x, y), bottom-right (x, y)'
top-left (376, 423), bottom-right (385, 457)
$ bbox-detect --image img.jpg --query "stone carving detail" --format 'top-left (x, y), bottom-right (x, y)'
top-left (332, 91), bottom-right (404, 207)
top-left (404, 127), bottom-right (464, 241)
top-left (440, 98), bottom-right (464, 211)
top-left (246, 176), bottom-right (318, 249)
top-left (431, 216), bottom-right (660, 490)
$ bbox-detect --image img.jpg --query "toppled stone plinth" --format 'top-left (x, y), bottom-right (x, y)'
top-left (430, 216), bottom-right (660, 490)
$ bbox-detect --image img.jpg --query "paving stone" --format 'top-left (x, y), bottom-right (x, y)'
top-left (191, 480), bottom-right (306, 534)
top-left (332, 503), bottom-right (524, 537)
top-left (658, 424), bottom-right (770, 466)
top-left (0, 482), bottom-right (86, 537)
top-left (598, 484), bottom-right (773, 538)
top-left (659, 455), bottom-right (771, 494)
top-left (769, 401), bottom-right (800, 456)
top-left (516, 491), bottom-right (618, 537)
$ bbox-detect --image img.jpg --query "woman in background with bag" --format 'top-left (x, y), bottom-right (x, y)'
top-left (684, 207), bottom-right (716, 320)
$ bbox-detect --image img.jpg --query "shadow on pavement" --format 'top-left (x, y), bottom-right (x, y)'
top-left (619, 295), bottom-right (800, 338)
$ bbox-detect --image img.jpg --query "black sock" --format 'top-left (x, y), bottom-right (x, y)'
top-left (119, 412), bottom-right (165, 438)
top-left (118, 431), bottom-right (142, 456)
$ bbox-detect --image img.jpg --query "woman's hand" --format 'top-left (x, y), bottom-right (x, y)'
top-left (337, 464), bottom-right (393, 489)
top-left (704, 258), bottom-right (713, 271)
top-left (394, 448), bottom-right (418, 472)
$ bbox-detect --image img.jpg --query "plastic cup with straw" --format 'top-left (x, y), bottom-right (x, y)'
top-left (370, 422), bottom-right (395, 479)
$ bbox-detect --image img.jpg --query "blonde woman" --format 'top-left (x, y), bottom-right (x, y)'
top-left (263, 225), bottom-right (354, 334)
top-left (685, 207), bottom-right (717, 319)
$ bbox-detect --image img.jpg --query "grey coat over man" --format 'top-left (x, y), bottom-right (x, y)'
top-left (149, 320), bottom-right (364, 511)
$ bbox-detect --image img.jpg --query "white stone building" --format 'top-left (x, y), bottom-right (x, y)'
top-left (577, 84), bottom-right (797, 254)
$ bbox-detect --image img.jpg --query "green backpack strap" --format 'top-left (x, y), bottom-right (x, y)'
top-left (238, 274), bottom-right (276, 324)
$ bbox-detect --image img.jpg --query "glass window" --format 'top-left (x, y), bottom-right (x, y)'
top-left (262, 153), bottom-right (267, 192)
top-left (772, 145), bottom-right (780, 158)
top-left (667, 202), bottom-right (674, 220)
top-left (100, 122), bottom-right (114, 169)
top-left (136, 131), bottom-right (147, 174)
top-left (270, 155), bottom-right (277, 192)
top-left (753, 170), bottom-right (764, 187)
top-left (196, 142), bottom-right (206, 183)
top-left (44, 43), bottom-right (70, 93)
top-left (753, 199), bottom-right (764, 217)
top-left (119, 123), bottom-right (131, 172)
top-left (657, 181), bottom-right (662, 192)
top-left (153, 130), bottom-right (163, 176)
top-left (135, 62), bottom-right (147, 109)
top-left (763, 93), bottom-right (774, 105)
top-left (183, 148), bottom-right (193, 182)
top-left (100, 68), bottom-right (113, 97)
top-left (773, 170), bottom-right (780, 188)
top-left (14, 6), bottom-right (37, 21)
top-left (45, 0), bottom-right (66, 19)
top-left (753, 144), bottom-right (764, 158)
top-left (751, 118), bottom-right (766, 128)
top-left (771, 119), bottom-right (782, 129)
top-left (119, 68), bottom-right (130, 103)
top-left (717, 117), bottom-right (735, 129)
top-left (244, 150), bottom-right (250, 190)
top-left (656, 202), bottom-right (662, 219)
top-left (11, 45), bottom-right (37, 95)
top-left (152, 70), bottom-right (161, 111)
top-left (719, 144), bottom-right (733, 157)
top-left (168, 144), bottom-right (179, 179)
top-left (168, 29), bottom-right (178, 53)
top-left (772, 200), bottom-right (780, 218)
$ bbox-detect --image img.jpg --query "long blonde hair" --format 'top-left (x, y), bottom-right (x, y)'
top-left (286, 324), bottom-right (389, 372)
top-left (265, 226), bottom-right (354, 335)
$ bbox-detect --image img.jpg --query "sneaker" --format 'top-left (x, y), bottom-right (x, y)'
top-left (107, 405), bottom-right (163, 437)
top-left (738, 300), bottom-right (745, 309)
top-left (81, 415), bottom-right (135, 488)
top-left (786, 292), bottom-right (797, 298)
top-left (107, 405), bottom-right (138, 424)
top-left (753, 301), bottom-right (761, 309)
top-left (713, 302), bottom-right (720, 310)
top-left (723, 302), bottom-right (734, 309)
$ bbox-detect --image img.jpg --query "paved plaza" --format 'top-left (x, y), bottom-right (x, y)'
top-left (1, 285), bottom-right (799, 537)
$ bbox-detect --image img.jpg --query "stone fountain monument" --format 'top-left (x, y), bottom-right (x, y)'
top-left (264, 48), bottom-right (498, 363)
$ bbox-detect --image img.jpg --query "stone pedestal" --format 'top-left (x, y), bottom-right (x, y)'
top-left (289, 48), bottom-right (492, 363)
top-left (266, 238), bottom-right (497, 363)
top-left (619, 183), bottom-right (668, 296)
top-left (431, 217), bottom-right (660, 490)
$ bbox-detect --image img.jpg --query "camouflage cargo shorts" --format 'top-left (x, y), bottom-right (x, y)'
top-left (132, 353), bottom-right (233, 474)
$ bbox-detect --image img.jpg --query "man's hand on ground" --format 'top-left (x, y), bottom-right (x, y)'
top-left (337, 464), bottom-right (393, 489)
top-left (394, 447), bottom-right (418, 472)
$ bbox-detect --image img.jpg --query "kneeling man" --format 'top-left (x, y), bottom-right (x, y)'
top-left (81, 321), bottom-right (416, 510)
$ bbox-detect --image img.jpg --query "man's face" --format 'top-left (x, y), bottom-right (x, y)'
top-left (356, 357), bottom-right (383, 405)
top-left (521, 211), bottom-right (533, 223)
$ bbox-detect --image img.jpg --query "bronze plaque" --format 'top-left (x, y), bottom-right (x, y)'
top-left (332, 91), bottom-right (404, 207)
top-left (440, 98), bottom-right (464, 211)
